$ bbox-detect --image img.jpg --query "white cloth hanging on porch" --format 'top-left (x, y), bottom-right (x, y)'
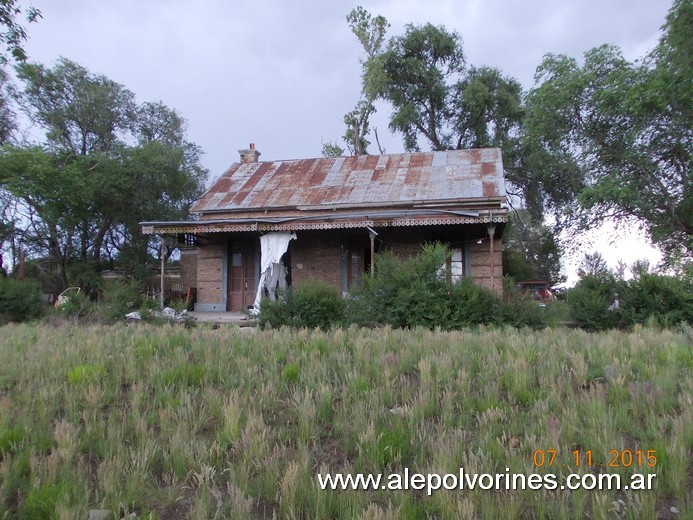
top-left (251, 231), bottom-right (297, 314)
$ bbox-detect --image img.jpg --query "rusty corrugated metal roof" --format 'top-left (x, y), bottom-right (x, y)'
top-left (190, 148), bottom-right (506, 215)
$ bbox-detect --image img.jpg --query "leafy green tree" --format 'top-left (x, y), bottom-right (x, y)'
top-left (0, 59), bottom-right (207, 291)
top-left (0, 68), bottom-right (15, 143)
top-left (452, 66), bottom-right (524, 150)
top-left (379, 23), bottom-right (465, 151)
top-left (0, 0), bottom-right (40, 64)
top-left (320, 140), bottom-right (344, 158)
top-left (502, 210), bottom-right (564, 283)
top-left (341, 7), bottom-right (389, 156)
top-left (368, 22), bottom-right (524, 157)
top-left (338, 12), bottom-right (526, 206)
top-left (523, 0), bottom-right (691, 262)
top-left (577, 252), bottom-right (612, 281)
top-left (17, 58), bottom-right (137, 155)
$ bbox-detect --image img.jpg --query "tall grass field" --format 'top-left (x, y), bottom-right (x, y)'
top-left (0, 323), bottom-right (690, 519)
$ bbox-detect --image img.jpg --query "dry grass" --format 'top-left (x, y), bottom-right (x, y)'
top-left (0, 322), bottom-right (690, 519)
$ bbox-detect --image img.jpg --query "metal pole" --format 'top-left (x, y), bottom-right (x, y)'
top-left (160, 236), bottom-right (165, 310)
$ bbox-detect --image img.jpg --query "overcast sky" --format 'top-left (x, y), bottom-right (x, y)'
top-left (17, 0), bottom-right (672, 279)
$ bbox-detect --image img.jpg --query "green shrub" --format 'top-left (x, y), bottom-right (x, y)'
top-left (346, 244), bottom-right (449, 329)
top-left (498, 275), bottom-right (549, 329)
top-left (292, 280), bottom-right (345, 329)
top-left (258, 296), bottom-right (291, 329)
top-left (622, 273), bottom-right (692, 327)
top-left (568, 285), bottom-right (613, 331)
top-left (259, 281), bottom-right (344, 330)
top-left (569, 272), bottom-right (691, 331)
top-left (568, 275), bottom-right (622, 331)
top-left (100, 279), bottom-right (142, 319)
top-left (448, 277), bottom-right (500, 328)
top-left (56, 289), bottom-right (94, 320)
top-left (499, 294), bottom-right (547, 329)
top-left (0, 277), bottom-right (44, 324)
top-left (346, 243), bottom-right (500, 330)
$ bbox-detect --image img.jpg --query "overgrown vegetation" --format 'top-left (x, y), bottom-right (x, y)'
top-left (0, 277), bottom-right (43, 324)
top-left (0, 323), bottom-right (689, 518)
top-left (262, 244), bottom-right (564, 331)
top-left (259, 280), bottom-right (346, 329)
top-left (0, 57), bottom-right (207, 296)
top-left (569, 271), bottom-right (692, 331)
top-left (331, 1), bottom-right (692, 265)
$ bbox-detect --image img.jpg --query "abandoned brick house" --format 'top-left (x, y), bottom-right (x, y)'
top-left (141, 145), bottom-right (508, 312)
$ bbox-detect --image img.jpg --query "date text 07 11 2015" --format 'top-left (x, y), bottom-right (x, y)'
top-left (532, 449), bottom-right (657, 468)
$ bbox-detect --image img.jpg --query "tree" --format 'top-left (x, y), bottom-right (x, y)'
top-left (322, 7), bottom-right (389, 157)
top-left (523, 0), bottom-right (691, 263)
top-left (379, 23), bottom-right (465, 151)
top-left (331, 8), bottom-right (526, 166)
top-left (344, 15), bottom-right (527, 210)
top-left (371, 22), bottom-right (525, 159)
top-left (0, 58), bottom-right (207, 291)
top-left (0, 0), bottom-right (40, 64)
top-left (321, 140), bottom-right (344, 158)
top-left (0, 68), bottom-right (15, 143)
top-left (577, 252), bottom-right (611, 280)
top-left (502, 210), bottom-right (564, 284)
top-left (344, 7), bottom-right (389, 156)
top-left (452, 66), bottom-right (524, 150)
top-left (17, 58), bottom-right (138, 155)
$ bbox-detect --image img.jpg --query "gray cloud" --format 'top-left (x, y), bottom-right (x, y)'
top-left (20, 0), bottom-right (671, 178)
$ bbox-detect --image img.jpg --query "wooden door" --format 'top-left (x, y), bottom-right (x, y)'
top-left (228, 241), bottom-right (256, 311)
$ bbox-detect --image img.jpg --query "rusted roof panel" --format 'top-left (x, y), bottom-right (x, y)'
top-left (191, 148), bottom-right (506, 214)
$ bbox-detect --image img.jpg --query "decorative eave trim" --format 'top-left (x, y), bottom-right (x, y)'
top-left (141, 213), bottom-right (508, 235)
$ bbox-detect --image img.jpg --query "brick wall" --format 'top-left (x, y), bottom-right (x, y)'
top-left (290, 231), bottom-right (343, 290)
top-left (470, 236), bottom-right (503, 294)
top-left (190, 227), bottom-right (504, 306)
top-left (382, 227), bottom-right (433, 259)
top-left (288, 227), bottom-right (503, 295)
top-left (196, 242), bottom-right (224, 304)
top-left (179, 248), bottom-right (197, 290)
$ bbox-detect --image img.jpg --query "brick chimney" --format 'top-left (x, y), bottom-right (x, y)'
top-left (238, 143), bottom-right (261, 163)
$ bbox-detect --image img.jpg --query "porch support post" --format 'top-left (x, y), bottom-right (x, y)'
top-left (367, 227), bottom-right (378, 276)
top-left (369, 232), bottom-right (375, 275)
top-left (487, 223), bottom-right (496, 293)
top-left (160, 235), bottom-right (165, 310)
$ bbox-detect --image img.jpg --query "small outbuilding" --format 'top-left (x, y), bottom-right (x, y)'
top-left (141, 145), bottom-right (508, 312)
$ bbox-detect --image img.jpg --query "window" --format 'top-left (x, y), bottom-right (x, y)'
top-left (349, 250), bottom-right (364, 288)
top-left (444, 248), bottom-right (464, 284)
